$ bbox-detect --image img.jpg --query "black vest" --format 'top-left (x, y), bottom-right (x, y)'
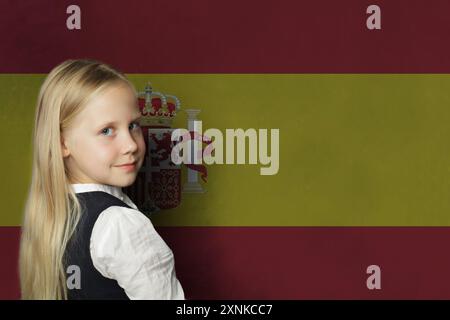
top-left (64, 191), bottom-right (131, 300)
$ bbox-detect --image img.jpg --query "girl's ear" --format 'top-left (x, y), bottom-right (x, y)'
top-left (61, 136), bottom-right (71, 158)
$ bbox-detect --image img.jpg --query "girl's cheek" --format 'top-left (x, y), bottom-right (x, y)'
top-left (94, 144), bottom-right (116, 160)
top-left (96, 138), bottom-right (117, 152)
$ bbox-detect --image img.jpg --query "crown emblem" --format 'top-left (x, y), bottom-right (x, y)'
top-left (137, 82), bottom-right (181, 127)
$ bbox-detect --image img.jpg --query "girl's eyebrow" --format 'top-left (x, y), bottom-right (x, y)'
top-left (96, 113), bottom-right (142, 129)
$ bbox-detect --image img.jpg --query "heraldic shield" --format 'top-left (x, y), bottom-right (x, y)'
top-left (123, 83), bottom-right (182, 215)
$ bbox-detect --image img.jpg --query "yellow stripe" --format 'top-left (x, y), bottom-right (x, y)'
top-left (2, 74), bottom-right (450, 226)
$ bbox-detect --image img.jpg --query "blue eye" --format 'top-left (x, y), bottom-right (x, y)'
top-left (101, 128), bottom-right (113, 136)
top-left (129, 122), bottom-right (141, 130)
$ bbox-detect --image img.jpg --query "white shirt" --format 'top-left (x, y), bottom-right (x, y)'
top-left (70, 183), bottom-right (185, 300)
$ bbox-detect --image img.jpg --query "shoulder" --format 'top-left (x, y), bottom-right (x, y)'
top-left (90, 206), bottom-right (171, 256)
top-left (92, 205), bottom-right (155, 238)
top-left (89, 205), bottom-right (173, 280)
top-left (88, 207), bottom-right (183, 299)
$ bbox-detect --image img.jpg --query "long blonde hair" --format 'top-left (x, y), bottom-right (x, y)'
top-left (19, 59), bottom-right (133, 299)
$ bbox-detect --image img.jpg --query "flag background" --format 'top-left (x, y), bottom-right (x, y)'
top-left (2, 0), bottom-right (450, 299)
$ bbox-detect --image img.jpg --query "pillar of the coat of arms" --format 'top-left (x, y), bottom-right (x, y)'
top-left (183, 109), bottom-right (205, 193)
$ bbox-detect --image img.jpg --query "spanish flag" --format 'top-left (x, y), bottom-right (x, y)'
top-left (2, 0), bottom-right (450, 299)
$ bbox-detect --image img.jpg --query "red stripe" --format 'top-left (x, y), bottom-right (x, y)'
top-left (0, 227), bottom-right (20, 300)
top-left (3, 226), bottom-right (450, 299)
top-left (1, 0), bottom-right (450, 73)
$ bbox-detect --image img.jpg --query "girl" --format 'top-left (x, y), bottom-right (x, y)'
top-left (19, 59), bottom-right (185, 300)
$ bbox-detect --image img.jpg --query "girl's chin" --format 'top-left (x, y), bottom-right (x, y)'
top-left (113, 176), bottom-right (138, 188)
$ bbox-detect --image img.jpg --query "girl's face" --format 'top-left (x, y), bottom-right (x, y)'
top-left (61, 82), bottom-right (146, 187)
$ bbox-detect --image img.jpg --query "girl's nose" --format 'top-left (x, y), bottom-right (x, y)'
top-left (122, 132), bottom-right (138, 154)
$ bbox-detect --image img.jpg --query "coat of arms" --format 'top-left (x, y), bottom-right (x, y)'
top-left (123, 83), bottom-right (208, 216)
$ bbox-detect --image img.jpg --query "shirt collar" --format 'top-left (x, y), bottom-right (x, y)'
top-left (70, 183), bottom-right (137, 209)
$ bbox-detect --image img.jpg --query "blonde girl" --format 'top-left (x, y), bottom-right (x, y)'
top-left (19, 59), bottom-right (184, 300)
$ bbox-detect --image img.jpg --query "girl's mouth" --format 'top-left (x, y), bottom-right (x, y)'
top-left (115, 162), bottom-right (136, 172)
